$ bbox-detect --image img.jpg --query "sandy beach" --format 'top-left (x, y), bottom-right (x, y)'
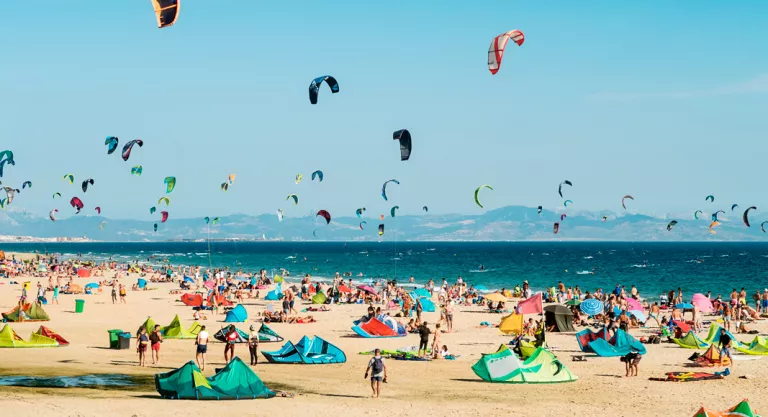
top-left (1, 252), bottom-right (767, 417)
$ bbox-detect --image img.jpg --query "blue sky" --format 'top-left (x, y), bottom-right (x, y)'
top-left (1, 1), bottom-right (767, 221)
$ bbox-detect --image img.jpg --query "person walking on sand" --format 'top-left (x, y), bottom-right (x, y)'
top-left (137, 327), bottom-right (149, 367)
top-left (111, 283), bottom-right (117, 304)
top-left (52, 285), bottom-right (59, 305)
top-left (418, 321), bottom-right (431, 357)
top-left (150, 324), bottom-right (163, 365)
top-left (718, 328), bottom-right (733, 368)
top-left (195, 325), bottom-right (209, 371)
top-left (444, 303), bottom-right (454, 332)
top-left (224, 324), bottom-right (238, 363)
top-left (364, 348), bottom-right (388, 398)
top-left (119, 284), bottom-right (127, 304)
top-left (248, 325), bottom-right (260, 366)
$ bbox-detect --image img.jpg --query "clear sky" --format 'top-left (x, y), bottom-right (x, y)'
top-left (1, 1), bottom-right (767, 221)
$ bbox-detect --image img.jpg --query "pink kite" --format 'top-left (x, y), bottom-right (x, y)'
top-left (516, 293), bottom-right (543, 315)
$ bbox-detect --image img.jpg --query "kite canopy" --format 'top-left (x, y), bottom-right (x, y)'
top-left (70, 197), bottom-right (84, 214)
top-left (155, 357), bottom-right (275, 400)
top-left (262, 336), bottom-right (346, 364)
top-left (122, 139), bottom-right (143, 161)
top-left (558, 180), bottom-right (572, 198)
top-left (316, 210), bottom-right (331, 224)
top-left (472, 345), bottom-right (577, 383)
top-left (667, 220), bottom-right (678, 231)
top-left (487, 30), bottom-right (525, 75)
top-left (131, 165), bottom-right (143, 176)
top-left (164, 177), bottom-right (176, 194)
top-left (151, 0), bottom-right (180, 29)
top-left (105, 136), bottom-right (119, 154)
top-left (743, 206), bottom-right (757, 227)
top-left (474, 185), bottom-right (493, 208)
top-left (81, 179), bottom-right (95, 193)
top-left (705, 195), bottom-right (715, 202)
top-left (308, 75), bottom-right (339, 105)
top-left (390, 206), bottom-right (399, 218)
top-left (693, 399), bottom-right (759, 417)
top-left (351, 315), bottom-right (407, 338)
top-left (355, 207), bottom-right (366, 217)
top-left (286, 194), bottom-right (299, 205)
top-left (378, 224), bottom-right (384, 236)
top-left (392, 129), bottom-right (412, 161)
top-left (381, 179), bottom-right (399, 201)
top-left (621, 195), bottom-right (634, 209)
top-left (553, 222), bottom-right (560, 234)
top-left (311, 170), bottom-right (324, 182)
top-left (161, 211), bottom-right (169, 223)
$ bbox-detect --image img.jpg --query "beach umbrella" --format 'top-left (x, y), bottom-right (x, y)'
top-left (337, 285), bottom-right (352, 293)
top-left (691, 293), bottom-right (713, 313)
top-left (483, 293), bottom-right (507, 303)
top-left (626, 298), bottom-right (642, 311)
top-left (564, 299), bottom-right (581, 306)
top-left (676, 303), bottom-right (694, 310)
top-left (357, 285), bottom-right (376, 295)
top-left (628, 310), bottom-right (647, 323)
top-left (580, 298), bottom-right (604, 316)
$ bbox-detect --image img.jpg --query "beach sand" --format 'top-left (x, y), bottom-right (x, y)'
top-left (1, 253), bottom-right (767, 417)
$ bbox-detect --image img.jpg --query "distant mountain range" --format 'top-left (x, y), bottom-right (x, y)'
top-left (0, 206), bottom-right (765, 242)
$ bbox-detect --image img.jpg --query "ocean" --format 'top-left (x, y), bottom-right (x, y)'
top-left (2, 242), bottom-right (767, 300)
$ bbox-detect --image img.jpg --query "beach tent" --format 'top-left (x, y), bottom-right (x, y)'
top-left (85, 282), bottom-right (99, 290)
top-left (164, 315), bottom-right (200, 339)
top-left (544, 305), bottom-right (575, 332)
top-left (498, 313), bottom-right (524, 335)
top-left (471, 345), bottom-right (577, 383)
top-left (77, 268), bottom-right (91, 278)
top-left (694, 344), bottom-right (732, 367)
top-left (312, 291), bottom-right (327, 305)
top-left (673, 331), bottom-right (710, 349)
top-left (588, 329), bottom-right (647, 357)
top-left (155, 357), bottom-right (275, 400)
top-left (735, 336), bottom-right (768, 356)
top-left (137, 279), bottom-right (147, 289)
top-left (516, 293), bottom-right (543, 315)
top-left (693, 399), bottom-right (759, 417)
top-left (2, 303), bottom-right (50, 322)
top-left (224, 305), bottom-right (248, 323)
top-left (207, 294), bottom-right (232, 307)
top-left (35, 326), bottom-right (69, 347)
top-left (257, 323), bottom-right (284, 343)
top-left (262, 336), bottom-right (346, 364)
top-left (351, 316), bottom-right (406, 338)
top-left (214, 326), bottom-right (249, 343)
top-left (181, 293), bottom-right (203, 307)
top-left (265, 284), bottom-right (283, 301)
top-left (575, 327), bottom-right (610, 352)
top-left (0, 325), bottom-right (59, 348)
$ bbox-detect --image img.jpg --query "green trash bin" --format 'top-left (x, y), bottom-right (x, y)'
top-left (108, 329), bottom-right (124, 349)
top-left (75, 299), bottom-right (85, 313)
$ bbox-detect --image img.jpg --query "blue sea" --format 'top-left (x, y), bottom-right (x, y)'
top-left (2, 242), bottom-right (768, 299)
